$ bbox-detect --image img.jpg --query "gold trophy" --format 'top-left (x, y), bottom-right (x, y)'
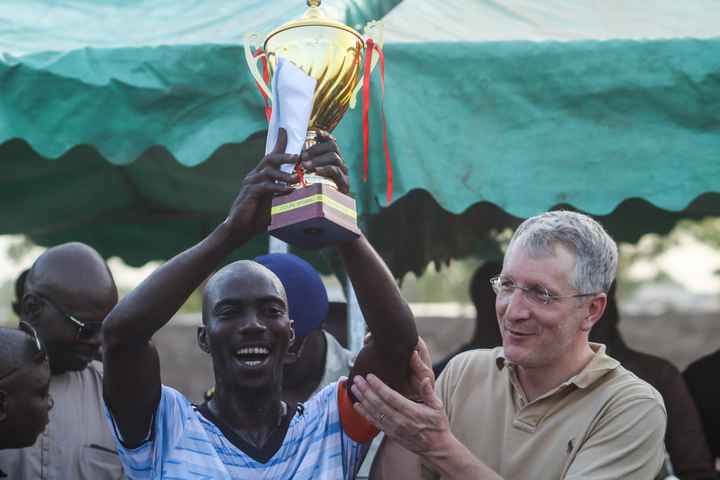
top-left (244, 0), bottom-right (381, 249)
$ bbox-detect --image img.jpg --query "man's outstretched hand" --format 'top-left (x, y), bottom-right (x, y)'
top-left (225, 128), bottom-right (298, 243)
top-left (351, 337), bottom-right (448, 456)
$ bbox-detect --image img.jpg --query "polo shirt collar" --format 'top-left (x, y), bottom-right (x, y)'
top-left (495, 342), bottom-right (620, 389)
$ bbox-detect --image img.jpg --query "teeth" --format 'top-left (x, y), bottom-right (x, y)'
top-left (236, 347), bottom-right (270, 355)
top-left (244, 360), bottom-right (262, 366)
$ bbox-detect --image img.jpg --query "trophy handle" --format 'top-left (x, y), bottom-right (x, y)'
top-left (244, 33), bottom-right (272, 102)
top-left (350, 21), bottom-right (384, 109)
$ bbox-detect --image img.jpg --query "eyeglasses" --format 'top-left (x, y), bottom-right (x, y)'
top-left (489, 275), bottom-right (598, 306)
top-left (38, 295), bottom-right (103, 341)
top-left (0, 322), bottom-right (47, 381)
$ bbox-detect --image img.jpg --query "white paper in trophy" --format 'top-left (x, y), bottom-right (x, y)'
top-left (265, 57), bottom-right (317, 174)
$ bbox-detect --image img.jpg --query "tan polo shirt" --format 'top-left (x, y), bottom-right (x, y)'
top-left (0, 361), bottom-right (125, 479)
top-left (423, 344), bottom-right (667, 480)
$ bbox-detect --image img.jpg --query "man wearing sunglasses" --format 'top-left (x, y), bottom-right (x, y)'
top-left (354, 211), bottom-right (667, 480)
top-left (0, 243), bottom-right (125, 479)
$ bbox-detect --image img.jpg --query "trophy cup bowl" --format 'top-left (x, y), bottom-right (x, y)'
top-left (245, 0), bottom-right (381, 249)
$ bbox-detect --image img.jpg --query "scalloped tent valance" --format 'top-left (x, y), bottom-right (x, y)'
top-left (1, 0), bottom-right (719, 276)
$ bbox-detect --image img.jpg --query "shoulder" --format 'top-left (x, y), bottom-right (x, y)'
top-left (87, 360), bottom-right (105, 377)
top-left (685, 349), bottom-right (720, 380)
top-left (620, 349), bottom-right (680, 387)
top-left (596, 364), bottom-right (667, 421)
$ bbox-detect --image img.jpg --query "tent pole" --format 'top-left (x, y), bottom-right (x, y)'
top-left (347, 278), bottom-right (365, 353)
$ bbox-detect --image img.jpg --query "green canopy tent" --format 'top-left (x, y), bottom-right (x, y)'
top-left (362, 0), bottom-right (720, 275)
top-left (1, 0), bottom-right (719, 277)
top-left (0, 0), bottom-right (400, 271)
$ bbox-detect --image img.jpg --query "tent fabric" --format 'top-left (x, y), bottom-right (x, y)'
top-left (382, 0), bottom-right (720, 42)
top-left (1, 0), bottom-right (719, 276)
top-left (0, 0), bottom-right (397, 56)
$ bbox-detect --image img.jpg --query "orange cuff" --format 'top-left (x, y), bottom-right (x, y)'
top-left (338, 380), bottom-right (379, 443)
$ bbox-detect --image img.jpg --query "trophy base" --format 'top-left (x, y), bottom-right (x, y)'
top-left (269, 183), bottom-right (360, 249)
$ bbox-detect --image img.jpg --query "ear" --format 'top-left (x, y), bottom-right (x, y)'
top-left (581, 293), bottom-right (607, 332)
top-left (0, 389), bottom-right (7, 422)
top-left (21, 293), bottom-right (43, 320)
top-left (197, 326), bottom-right (211, 354)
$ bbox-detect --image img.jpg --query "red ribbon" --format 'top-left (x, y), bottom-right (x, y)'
top-left (293, 158), bottom-right (308, 187)
top-left (362, 38), bottom-right (393, 204)
top-left (253, 48), bottom-right (272, 122)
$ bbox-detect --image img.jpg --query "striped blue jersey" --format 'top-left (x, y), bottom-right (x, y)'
top-left (105, 381), bottom-right (369, 479)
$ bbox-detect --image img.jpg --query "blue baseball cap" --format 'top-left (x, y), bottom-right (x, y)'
top-left (254, 253), bottom-right (328, 338)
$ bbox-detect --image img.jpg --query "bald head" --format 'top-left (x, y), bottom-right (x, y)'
top-left (203, 260), bottom-right (287, 324)
top-left (26, 243), bottom-right (116, 303)
top-left (21, 243), bottom-right (117, 374)
top-left (0, 328), bottom-right (41, 375)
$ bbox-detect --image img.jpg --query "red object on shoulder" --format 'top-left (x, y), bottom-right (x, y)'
top-left (338, 380), bottom-right (379, 443)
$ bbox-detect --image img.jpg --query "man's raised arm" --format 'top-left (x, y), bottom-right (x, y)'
top-left (101, 131), bottom-right (297, 447)
top-left (304, 132), bottom-right (418, 391)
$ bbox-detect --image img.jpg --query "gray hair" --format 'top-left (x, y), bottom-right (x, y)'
top-left (506, 211), bottom-right (618, 294)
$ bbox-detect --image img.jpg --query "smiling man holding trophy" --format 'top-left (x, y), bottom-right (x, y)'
top-left (101, 2), bottom-right (419, 479)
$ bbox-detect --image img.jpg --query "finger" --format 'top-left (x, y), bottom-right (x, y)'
top-left (366, 374), bottom-right (423, 412)
top-left (353, 375), bottom-right (401, 417)
top-left (272, 127), bottom-right (288, 155)
top-left (247, 182), bottom-right (295, 197)
top-left (301, 142), bottom-right (345, 169)
top-left (411, 351), bottom-right (435, 382)
top-left (416, 337), bottom-right (433, 366)
top-left (314, 129), bottom-right (335, 143)
top-left (262, 153), bottom-right (298, 169)
top-left (421, 378), bottom-right (443, 410)
top-left (363, 332), bottom-right (373, 346)
top-left (248, 166), bottom-right (298, 185)
top-left (303, 151), bottom-right (348, 174)
top-left (353, 402), bottom-right (383, 430)
top-left (314, 166), bottom-right (350, 194)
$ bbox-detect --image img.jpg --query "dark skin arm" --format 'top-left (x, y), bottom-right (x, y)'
top-left (102, 130), bottom-right (298, 447)
top-left (301, 134), bottom-right (418, 395)
top-left (341, 236), bottom-right (418, 393)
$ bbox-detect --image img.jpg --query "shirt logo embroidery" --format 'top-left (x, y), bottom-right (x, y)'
top-left (567, 439), bottom-right (575, 455)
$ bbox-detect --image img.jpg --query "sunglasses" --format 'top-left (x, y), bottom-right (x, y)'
top-left (38, 295), bottom-right (104, 341)
top-left (0, 322), bottom-right (48, 382)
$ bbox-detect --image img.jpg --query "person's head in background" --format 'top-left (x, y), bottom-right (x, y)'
top-left (468, 261), bottom-right (503, 348)
top-left (253, 254), bottom-right (329, 394)
top-left (0, 325), bottom-right (53, 449)
top-left (19, 243), bottom-right (118, 375)
top-left (588, 281), bottom-right (620, 347)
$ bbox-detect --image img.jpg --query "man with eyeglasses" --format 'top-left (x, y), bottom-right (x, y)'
top-left (353, 211), bottom-right (667, 480)
top-left (0, 325), bottom-right (53, 467)
top-left (0, 243), bottom-right (125, 479)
